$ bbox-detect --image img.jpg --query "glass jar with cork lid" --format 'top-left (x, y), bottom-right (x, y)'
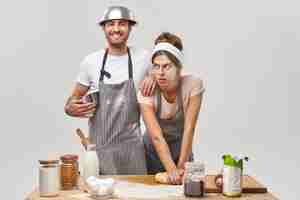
top-left (39, 159), bottom-right (60, 197)
top-left (60, 154), bottom-right (79, 190)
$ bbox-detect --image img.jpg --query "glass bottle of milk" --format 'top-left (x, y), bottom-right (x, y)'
top-left (82, 144), bottom-right (99, 181)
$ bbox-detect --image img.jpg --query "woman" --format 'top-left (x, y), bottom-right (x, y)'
top-left (138, 32), bottom-right (205, 184)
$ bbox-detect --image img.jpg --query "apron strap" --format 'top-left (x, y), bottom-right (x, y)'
top-left (100, 48), bottom-right (111, 81)
top-left (156, 90), bottom-right (162, 117)
top-left (127, 47), bottom-right (133, 79)
top-left (176, 79), bottom-right (184, 119)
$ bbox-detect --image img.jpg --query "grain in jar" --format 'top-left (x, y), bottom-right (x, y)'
top-left (60, 154), bottom-right (79, 190)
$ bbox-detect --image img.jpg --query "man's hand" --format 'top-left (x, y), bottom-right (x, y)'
top-left (139, 76), bottom-right (156, 97)
top-left (65, 97), bottom-right (96, 118)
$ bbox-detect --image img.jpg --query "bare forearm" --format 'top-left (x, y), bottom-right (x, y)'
top-left (177, 94), bottom-right (202, 169)
top-left (64, 83), bottom-right (93, 118)
top-left (141, 104), bottom-right (177, 172)
top-left (151, 134), bottom-right (177, 172)
top-left (65, 95), bottom-right (80, 105)
top-left (64, 95), bottom-right (80, 116)
top-left (177, 128), bottom-right (195, 169)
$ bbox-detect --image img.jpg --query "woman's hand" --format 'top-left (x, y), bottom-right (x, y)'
top-left (167, 168), bottom-right (184, 185)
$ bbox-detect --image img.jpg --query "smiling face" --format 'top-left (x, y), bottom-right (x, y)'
top-left (152, 54), bottom-right (181, 92)
top-left (102, 19), bottom-right (131, 48)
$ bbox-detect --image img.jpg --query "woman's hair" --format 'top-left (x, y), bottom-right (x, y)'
top-left (152, 32), bottom-right (183, 69)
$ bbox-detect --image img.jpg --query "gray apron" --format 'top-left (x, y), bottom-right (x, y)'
top-left (89, 47), bottom-right (147, 175)
top-left (143, 83), bottom-right (193, 174)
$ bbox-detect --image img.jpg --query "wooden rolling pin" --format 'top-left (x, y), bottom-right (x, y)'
top-left (76, 128), bottom-right (89, 150)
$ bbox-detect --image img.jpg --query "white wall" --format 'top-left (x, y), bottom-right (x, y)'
top-left (0, 0), bottom-right (299, 199)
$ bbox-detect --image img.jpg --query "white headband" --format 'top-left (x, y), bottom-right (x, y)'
top-left (152, 42), bottom-right (184, 64)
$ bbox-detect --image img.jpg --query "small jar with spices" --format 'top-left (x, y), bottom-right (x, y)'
top-left (39, 159), bottom-right (60, 197)
top-left (60, 154), bottom-right (79, 190)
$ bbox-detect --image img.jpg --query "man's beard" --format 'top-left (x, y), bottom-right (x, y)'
top-left (106, 33), bottom-right (129, 49)
top-left (109, 41), bottom-right (127, 49)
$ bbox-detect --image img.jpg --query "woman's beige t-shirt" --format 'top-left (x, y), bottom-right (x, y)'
top-left (137, 75), bottom-right (205, 119)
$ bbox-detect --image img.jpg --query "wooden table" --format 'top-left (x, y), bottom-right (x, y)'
top-left (25, 175), bottom-right (279, 200)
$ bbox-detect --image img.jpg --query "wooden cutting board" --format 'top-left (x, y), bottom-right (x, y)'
top-left (204, 175), bottom-right (267, 193)
top-left (97, 175), bottom-right (268, 194)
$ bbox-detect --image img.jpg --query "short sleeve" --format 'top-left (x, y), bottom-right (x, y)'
top-left (134, 48), bottom-right (153, 85)
top-left (181, 75), bottom-right (205, 98)
top-left (76, 58), bottom-right (90, 86)
top-left (140, 50), bottom-right (152, 75)
top-left (137, 91), bottom-right (155, 106)
top-left (190, 78), bottom-right (205, 97)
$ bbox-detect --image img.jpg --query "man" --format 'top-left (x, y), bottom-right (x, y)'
top-left (65, 6), bottom-right (155, 174)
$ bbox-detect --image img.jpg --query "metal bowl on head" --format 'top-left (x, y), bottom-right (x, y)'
top-left (97, 6), bottom-right (137, 25)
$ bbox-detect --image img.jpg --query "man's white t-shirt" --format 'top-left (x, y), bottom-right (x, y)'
top-left (77, 46), bottom-right (150, 93)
